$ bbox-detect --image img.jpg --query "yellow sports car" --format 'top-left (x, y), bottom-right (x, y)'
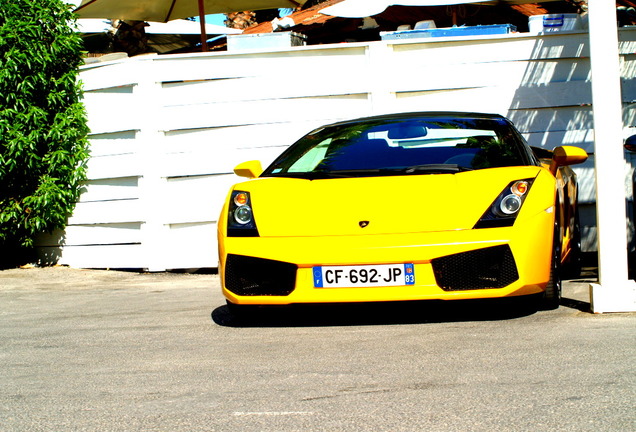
top-left (218, 112), bottom-right (587, 313)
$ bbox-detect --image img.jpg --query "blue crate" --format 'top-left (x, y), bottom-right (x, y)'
top-left (381, 24), bottom-right (517, 41)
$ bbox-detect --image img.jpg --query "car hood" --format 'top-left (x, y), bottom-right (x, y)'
top-left (239, 167), bottom-right (544, 238)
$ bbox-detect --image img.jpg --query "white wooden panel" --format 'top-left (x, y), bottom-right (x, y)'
top-left (86, 154), bottom-right (142, 180)
top-left (574, 157), bottom-right (598, 205)
top-left (80, 59), bottom-right (152, 91)
top-left (68, 199), bottom-right (143, 225)
top-left (511, 81), bottom-right (592, 109)
top-left (523, 129), bottom-right (595, 153)
top-left (151, 45), bottom-right (368, 84)
top-left (395, 80), bottom-right (592, 111)
top-left (508, 107), bottom-right (594, 134)
top-left (390, 62), bottom-right (524, 93)
top-left (160, 94), bottom-right (371, 131)
top-left (516, 58), bottom-right (591, 84)
top-left (159, 145), bottom-right (284, 178)
top-left (37, 223), bottom-right (143, 247)
top-left (572, 156), bottom-right (634, 205)
top-left (83, 84), bottom-right (134, 98)
top-left (88, 130), bottom-right (138, 157)
top-left (394, 86), bottom-right (514, 114)
top-left (388, 61), bottom-right (589, 94)
top-left (160, 122), bottom-right (319, 178)
top-left (163, 121), bottom-right (319, 151)
top-left (52, 244), bottom-right (147, 269)
top-left (162, 222), bottom-right (218, 269)
top-left (79, 177), bottom-right (140, 202)
top-left (622, 54), bottom-right (636, 71)
top-left (160, 175), bottom-right (236, 224)
top-left (390, 37), bottom-right (540, 64)
top-left (80, 68), bottom-right (138, 92)
top-left (84, 105), bottom-right (142, 136)
top-left (390, 33), bottom-right (590, 64)
top-left (623, 104), bottom-right (636, 129)
top-left (82, 85), bottom-right (141, 135)
top-left (618, 77), bottom-right (636, 103)
top-left (64, 223), bottom-right (143, 246)
top-left (160, 74), bottom-right (372, 106)
top-left (618, 28), bottom-right (636, 53)
top-left (511, 103), bottom-right (636, 137)
top-left (579, 204), bottom-right (598, 252)
top-left (399, 79), bottom-right (592, 110)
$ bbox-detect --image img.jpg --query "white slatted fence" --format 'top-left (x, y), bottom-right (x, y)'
top-left (36, 29), bottom-right (636, 270)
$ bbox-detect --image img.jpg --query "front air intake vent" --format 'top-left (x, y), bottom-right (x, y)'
top-left (225, 254), bottom-right (297, 296)
top-left (431, 245), bottom-right (519, 291)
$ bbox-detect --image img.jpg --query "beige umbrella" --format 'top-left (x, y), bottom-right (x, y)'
top-left (320, 0), bottom-right (564, 16)
top-left (74, 0), bottom-right (308, 50)
top-left (321, 0), bottom-right (564, 23)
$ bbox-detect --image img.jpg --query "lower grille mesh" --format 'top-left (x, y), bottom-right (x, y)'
top-left (225, 254), bottom-right (297, 296)
top-left (431, 245), bottom-right (519, 291)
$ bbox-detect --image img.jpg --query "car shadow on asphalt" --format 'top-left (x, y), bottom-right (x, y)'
top-left (211, 296), bottom-right (547, 328)
top-left (560, 287), bottom-right (592, 313)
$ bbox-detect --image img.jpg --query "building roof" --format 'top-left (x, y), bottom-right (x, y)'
top-left (242, 0), bottom-right (346, 35)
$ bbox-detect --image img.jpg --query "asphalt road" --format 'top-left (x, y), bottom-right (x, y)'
top-left (1, 267), bottom-right (634, 432)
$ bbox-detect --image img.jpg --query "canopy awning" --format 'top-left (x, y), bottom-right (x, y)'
top-left (321, 0), bottom-right (563, 18)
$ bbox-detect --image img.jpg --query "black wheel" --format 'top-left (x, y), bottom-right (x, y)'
top-left (542, 228), bottom-right (562, 310)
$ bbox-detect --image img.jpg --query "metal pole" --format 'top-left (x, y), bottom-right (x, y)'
top-left (198, 0), bottom-right (208, 52)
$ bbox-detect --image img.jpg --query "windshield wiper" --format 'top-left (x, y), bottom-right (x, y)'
top-left (265, 165), bottom-right (472, 179)
top-left (304, 171), bottom-right (353, 179)
top-left (262, 171), bottom-right (345, 179)
top-left (305, 169), bottom-right (386, 179)
top-left (403, 164), bottom-right (473, 174)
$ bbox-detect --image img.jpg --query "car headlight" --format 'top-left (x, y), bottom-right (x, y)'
top-left (234, 205), bottom-right (253, 225)
top-left (474, 179), bottom-right (534, 229)
top-left (499, 194), bottom-right (522, 215)
top-left (228, 190), bottom-right (259, 237)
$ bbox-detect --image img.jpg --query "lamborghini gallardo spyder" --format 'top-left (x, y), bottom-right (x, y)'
top-left (218, 112), bottom-right (588, 313)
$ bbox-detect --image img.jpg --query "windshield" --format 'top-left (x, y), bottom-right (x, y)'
top-left (262, 114), bottom-right (535, 179)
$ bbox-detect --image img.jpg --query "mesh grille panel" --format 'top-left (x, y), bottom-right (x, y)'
top-left (432, 245), bottom-right (519, 291)
top-left (225, 254), bottom-right (297, 296)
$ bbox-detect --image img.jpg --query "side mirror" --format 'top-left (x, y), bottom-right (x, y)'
top-left (234, 160), bottom-right (263, 179)
top-left (625, 135), bottom-right (636, 152)
top-left (549, 146), bottom-right (588, 175)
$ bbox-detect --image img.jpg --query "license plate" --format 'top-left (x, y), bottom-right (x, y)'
top-left (313, 263), bottom-right (415, 288)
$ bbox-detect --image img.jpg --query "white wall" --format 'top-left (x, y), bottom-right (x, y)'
top-left (36, 28), bottom-right (636, 270)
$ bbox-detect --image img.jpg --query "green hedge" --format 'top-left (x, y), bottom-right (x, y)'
top-left (0, 0), bottom-right (89, 266)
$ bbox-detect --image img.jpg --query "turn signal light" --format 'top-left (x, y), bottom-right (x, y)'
top-left (511, 181), bottom-right (529, 196)
top-left (234, 192), bottom-right (248, 206)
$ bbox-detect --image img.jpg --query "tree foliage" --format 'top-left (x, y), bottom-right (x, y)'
top-left (0, 0), bottom-right (89, 263)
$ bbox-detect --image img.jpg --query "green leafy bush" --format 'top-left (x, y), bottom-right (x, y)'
top-left (0, 0), bottom-right (89, 265)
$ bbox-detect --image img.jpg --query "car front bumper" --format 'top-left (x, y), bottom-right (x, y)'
top-left (219, 210), bottom-right (554, 305)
